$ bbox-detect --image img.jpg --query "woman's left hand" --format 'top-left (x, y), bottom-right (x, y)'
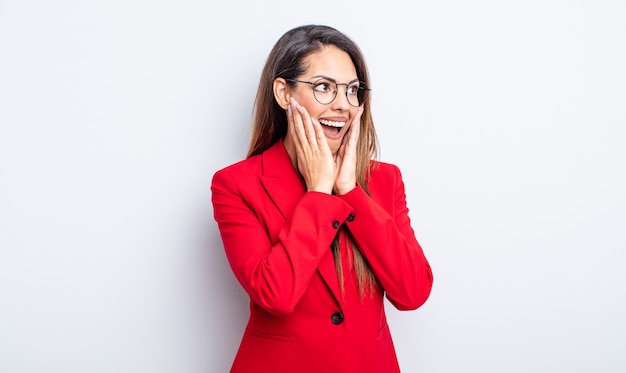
top-left (333, 105), bottom-right (363, 195)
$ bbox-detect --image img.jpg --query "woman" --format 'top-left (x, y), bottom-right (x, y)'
top-left (211, 25), bottom-right (433, 372)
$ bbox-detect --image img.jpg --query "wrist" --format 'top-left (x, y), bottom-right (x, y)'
top-left (334, 183), bottom-right (356, 195)
top-left (308, 182), bottom-right (334, 194)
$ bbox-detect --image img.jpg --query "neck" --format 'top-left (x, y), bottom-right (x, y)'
top-left (282, 136), bottom-right (298, 169)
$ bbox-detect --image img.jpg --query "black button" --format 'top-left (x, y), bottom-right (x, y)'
top-left (332, 220), bottom-right (340, 229)
top-left (331, 312), bottom-right (344, 325)
top-left (346, 213), bottom-right (355, 222)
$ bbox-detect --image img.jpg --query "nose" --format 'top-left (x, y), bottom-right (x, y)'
top-left (331, 84), bottom-right (351, 110)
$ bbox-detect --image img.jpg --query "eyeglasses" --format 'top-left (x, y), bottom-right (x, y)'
top-left (286, 78), bottom-right (370, 107)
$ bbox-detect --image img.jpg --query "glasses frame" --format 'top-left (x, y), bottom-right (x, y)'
top-left (285, 78), bottom-right (370, 107)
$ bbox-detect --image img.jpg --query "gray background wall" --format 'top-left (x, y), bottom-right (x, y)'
top-left (1, 1), bottom-right (625, 372)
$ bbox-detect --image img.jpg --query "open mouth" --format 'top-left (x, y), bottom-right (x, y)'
top-left (318, 118), bottom-right (347, 140)
top-left (319, 119), bottom-right (346, 133)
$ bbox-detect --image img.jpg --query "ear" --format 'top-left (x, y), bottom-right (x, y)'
top-left (273, 78), bottom-right (291, 110)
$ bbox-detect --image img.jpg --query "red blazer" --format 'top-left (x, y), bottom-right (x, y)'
top-left (211, 140), bottom-right (433, 373)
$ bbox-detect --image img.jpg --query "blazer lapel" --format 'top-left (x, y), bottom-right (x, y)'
top-left (259, 140), bottom-right (304, 220)
top-left (259, 141), bottom-right (343, 306)
top-left (317, 248), bottom-right (342, 305)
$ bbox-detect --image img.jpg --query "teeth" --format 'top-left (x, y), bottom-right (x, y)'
top-left (319, 119), bottom-right (346, 128)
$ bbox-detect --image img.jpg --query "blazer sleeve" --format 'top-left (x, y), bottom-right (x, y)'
top-left (211, 168), bottom-right (353, 316)
top-left (339, 164), bottom-right (433, 310)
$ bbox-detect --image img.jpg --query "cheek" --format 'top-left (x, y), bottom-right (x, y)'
top-left (290, 89), bottom-right (315, 107)
top-left (298, 102), bottom-right (324, 119)
top-left (348, 108), bottom-right (359, 122)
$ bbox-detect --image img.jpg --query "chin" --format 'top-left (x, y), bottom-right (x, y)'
top-left (326, 141), bottom-right (342, 156)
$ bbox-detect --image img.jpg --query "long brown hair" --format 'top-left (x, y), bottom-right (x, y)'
top-left (248, 25), bottom-right (379, 296)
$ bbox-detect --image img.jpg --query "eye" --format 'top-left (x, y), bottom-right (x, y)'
top-left (347, 83), bottom-right (360, 95)
top-left (313, 81), bottom-right (333, 93)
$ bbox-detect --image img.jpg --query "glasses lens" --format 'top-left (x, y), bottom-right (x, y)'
top-left (313, 80), bottom-right (335, 104)
top-left (347, 83), bottom-right (363, 107)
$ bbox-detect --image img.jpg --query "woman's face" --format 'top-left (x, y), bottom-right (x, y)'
top-left (289, 45), bottom-right (360, 155)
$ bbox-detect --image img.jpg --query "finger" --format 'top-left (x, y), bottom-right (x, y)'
top-left (295, 102), bottom-right (319, 149)
top-left (287, 99), bottom-right (305, 157)
top-left (311, 117), bottom-right (330, 151)
top-left (346, 106), bottom-right (363, 148)
top-left (290, 98), bottom-right (310, 152)
top-left (287, 100), bottom-right (296, 137)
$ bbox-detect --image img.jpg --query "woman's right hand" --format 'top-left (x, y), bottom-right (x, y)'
top-left (287, 98), bottom-right (335, 194)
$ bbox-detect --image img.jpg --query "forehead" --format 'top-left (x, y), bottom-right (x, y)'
top-left (301, 45), bottom-right (357, 81)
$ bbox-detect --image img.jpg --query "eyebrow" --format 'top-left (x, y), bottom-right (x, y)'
top-left (310, 75), bottom-right (360, 84)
